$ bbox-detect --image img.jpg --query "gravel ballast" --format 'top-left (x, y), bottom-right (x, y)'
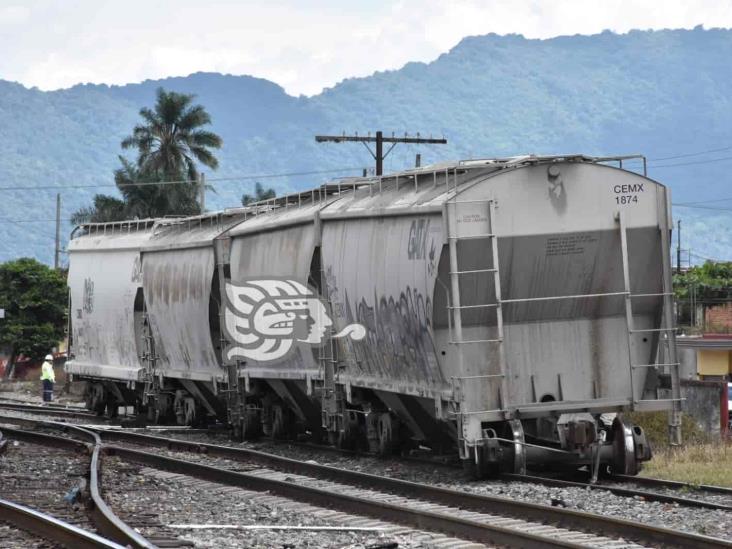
top-left (155, 431), bottom-right (732, 541)
top-left (102, 455), bottom-right (483, 548)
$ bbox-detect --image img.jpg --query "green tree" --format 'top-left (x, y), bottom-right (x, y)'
top-left (71, 88), bottom-right (222, 225)
top-left (0, 258), bottom-right (67, 378)
top-left (242, 182), bottom-right (276, 206)
top-left (123, 88), bottom-right (222, 182)
top-left (673, 261), bottom-right (732, 300)
top-left (69, 193), bottom-right (127, 226)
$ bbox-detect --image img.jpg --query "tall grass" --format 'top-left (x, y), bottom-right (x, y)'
top-left (627, 411), bottom-right (732, 487)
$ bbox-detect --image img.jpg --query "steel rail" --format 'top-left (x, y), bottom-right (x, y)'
top-left (500, 472), bottom-right (732, 511)
top-left (5, 418), bottom-right (583, 548)
top-left (0, 421), bottom-right (155, 549)
top-left (609, 473), bottom-right (732, 496)
top-left (0, 401), bottom-right (98, 419)
top-left (0, 395), bottom-right (87, 408)
top-left (92, 428), bottom-right (732, 549)
top-left (0, 497), bottom-right (126, 549)
top-left (281, 435), bottom-right (732, 507)
top-left (106, 444), bottom-right (585, 549)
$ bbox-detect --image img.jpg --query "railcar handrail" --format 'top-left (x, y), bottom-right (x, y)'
top-left (70, 218), bottom-right (158, 240)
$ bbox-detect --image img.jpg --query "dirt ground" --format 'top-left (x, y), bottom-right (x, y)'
top-left (0, 379), bottom-right (85, 405)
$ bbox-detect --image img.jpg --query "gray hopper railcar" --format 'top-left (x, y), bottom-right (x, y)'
top-left (65, 154), bottom-right (682, 477)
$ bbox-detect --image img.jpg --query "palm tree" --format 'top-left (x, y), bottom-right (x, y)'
top-left (122, 87), bottom-right (222, 184)
top-left (71, 88), bottom-right (222, 225)
top-left (242, 182), bottom-right (276, 206)
top-left (114, 156), bottom-right (198, 219)
top-left (70, 194), bottom-right (127, 226)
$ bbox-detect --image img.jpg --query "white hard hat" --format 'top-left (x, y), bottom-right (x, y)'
top-left (45, 354), bottom-right (53, 360)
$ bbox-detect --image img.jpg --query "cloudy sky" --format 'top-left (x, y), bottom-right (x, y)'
top-left (2, 0), bottom-right (731, 96)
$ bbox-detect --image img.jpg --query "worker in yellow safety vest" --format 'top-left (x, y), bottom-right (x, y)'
top-left (40, 354), bottom-right (55, 402)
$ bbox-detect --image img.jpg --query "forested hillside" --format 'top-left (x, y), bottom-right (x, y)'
top-left (1, 27), bottom-right (731, 264)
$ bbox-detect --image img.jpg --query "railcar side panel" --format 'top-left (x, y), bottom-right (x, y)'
top-left (434, 163), bottom-right (669, 422)
top-left (321, 213), bottom-right (448, 396)
top-left (227, 223), bottom-right (321, 377)
top-left (142, 247), bottom-right (220, 380)
top-left (67, 240), bottom-right (148, 381)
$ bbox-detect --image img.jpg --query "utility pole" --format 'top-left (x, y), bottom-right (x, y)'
top-left (315, 131), bottom-right (447, 176)
top-left (677, 219), bottom-right (681, 273)
top-left (54, 193), bottom-right (61, 270)
top-left (199, 172), bottom-right (206, 212)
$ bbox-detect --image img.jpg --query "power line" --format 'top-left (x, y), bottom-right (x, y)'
top-left (602, 145), bottom-right (732, 169)
top-left (650, 155), bottom-right (732, 169)
top-left (652, 145), bottom-right (732, 162)
top-left (621, 154), bottom-right (732, 169)
top-left (0, 166), bottom-right (367, 192)
top-left (688, 250), bottom-right (726, 263)
top-left (672, 203), bottom-right (732, 212)
top-left (675, 196), bottom-right (732, 206)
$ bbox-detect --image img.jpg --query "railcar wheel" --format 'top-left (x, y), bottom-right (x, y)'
top-left (183, 397), bottom-right (196, 426)
top-left (242, 405), bottom-right (262, 440)
top-left (377, 413), bottom-right (395, 456)
top-left (503, 419), bottom-right (526, 475)
top-left (271, 404), bottom-right (293, 440)
top-left (366, 412), bottom-right (379, 453)
top-left (336, 410), bottom-right (361, 450)
top-left (611, 416), bottom-right (650, 476)
top-left (461, 446), bottom-right (500, 480)
top-left (88, 384), bottom-right (106, 415)
top-left (105, 399), bottom-right (119, 419)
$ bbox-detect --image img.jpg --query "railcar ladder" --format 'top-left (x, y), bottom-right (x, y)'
top-left (616, 210), bottom-right (682, 444)
top-left (318, 263), bottom-right (342, 432)
top-left (139, 304), bottom-right (159, 406)
top-left (446, 198), bottom-right (509, 437)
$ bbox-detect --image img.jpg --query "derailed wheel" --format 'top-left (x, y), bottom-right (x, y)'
top-left (611, 416), bottom-right (651, 475)
top-left (503, 419), bottom-right (526, 475)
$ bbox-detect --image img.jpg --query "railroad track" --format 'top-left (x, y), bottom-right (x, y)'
top-left (5, 414), bottom-right (732, 547)
top-left (0, 497), bottom-right (125, 549)
top-left (283, 433), bottom-right (732, 511)
top-left (0, 400), bottom-right (100, 420)
top-left (500, 472), bottom-right (732, 512)
top-left (4, 402), bottom-right (730, 511)
top-left (135, 425), bottom-right (732, 513)
top-left (0, 421), bottom-right (188, 549)
top-left (36, 421), bottom-right (732, 548)
top-left (609, 471), bottom-right (732, 496)
top-left (4, 400), bottom-right (728, 508)
top-left (0, 426), bottom-right (102, 540)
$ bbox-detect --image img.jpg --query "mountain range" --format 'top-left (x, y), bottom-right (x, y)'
top-left (1, 26), bottom-right (730, 264)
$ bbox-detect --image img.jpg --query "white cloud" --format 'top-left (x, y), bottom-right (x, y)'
top-left (0, 5), bottom-right (29, 25)
top-left (1, 0), bottom-right (731, 95)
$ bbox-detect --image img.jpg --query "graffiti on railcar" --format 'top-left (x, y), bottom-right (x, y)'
top-left (341, 286), bottom-right (443, 383)
top-left (410, 217), bottom-right (440, 275)
top-left (408, 219), bottom-right (430, 260)
top-left (131, 255), bottom-right (143, 283)
top-left (324, 266), bottom-right (345, 319)
top-left (82, 278), bottom-right (94, 314)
